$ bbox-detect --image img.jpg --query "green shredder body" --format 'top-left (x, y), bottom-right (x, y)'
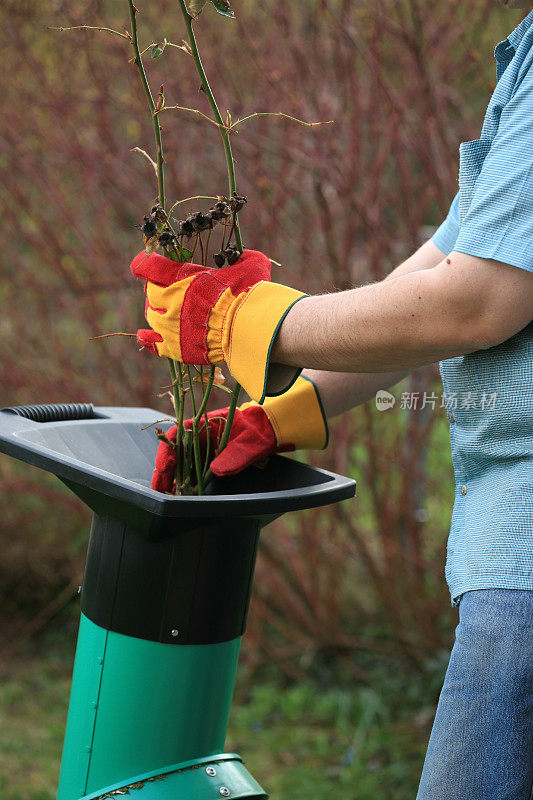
top-left (0, 403), bottom-right (356, 800)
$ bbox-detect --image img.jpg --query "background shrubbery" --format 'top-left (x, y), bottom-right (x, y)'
top-left (0, 0), bottom-right (519, 796)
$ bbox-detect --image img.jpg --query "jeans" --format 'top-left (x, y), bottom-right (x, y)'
top-left (416, 589), bottom-right (533, 800)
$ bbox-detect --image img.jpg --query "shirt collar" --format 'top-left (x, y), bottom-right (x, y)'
top-left (495, 8), bottom-right (533, 60)
top-left (507, 8), bottom-right (533, 49)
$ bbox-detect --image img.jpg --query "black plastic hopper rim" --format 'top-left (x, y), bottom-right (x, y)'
top-left (1, 403), bottom-right (95, 423)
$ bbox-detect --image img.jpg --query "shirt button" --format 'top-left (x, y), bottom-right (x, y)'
top-left (448, 412), bottom-right (455, 423)
top-left (461, 485), bottom-right (467, 496)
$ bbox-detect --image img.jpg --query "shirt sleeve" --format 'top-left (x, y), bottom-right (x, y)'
top-left (453, 57), bottom-right (533, 274)
top-left (432, 192), bottom-right (460, 255)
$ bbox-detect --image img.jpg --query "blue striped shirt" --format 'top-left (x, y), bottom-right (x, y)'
top-left (432, 11), bottom-right (533, 605)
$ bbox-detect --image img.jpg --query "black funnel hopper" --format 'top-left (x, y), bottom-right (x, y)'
top-left (0, 404), bottom-right (355, 536)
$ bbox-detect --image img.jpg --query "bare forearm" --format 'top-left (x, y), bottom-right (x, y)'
top-left (384, 237), bottom-right (446, 281)
top-left (298, 240), bottom-right (442, 415)
top-left (304, 368), bottom-right (409, 418)
top-left (273, 253), bottom-right (532, 373)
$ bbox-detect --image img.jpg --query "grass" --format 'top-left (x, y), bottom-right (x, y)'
top-left (0, 623), bottom-right (446, 800)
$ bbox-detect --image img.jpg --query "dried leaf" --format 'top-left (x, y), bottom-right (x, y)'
top-left (151, 38), bottom-right (167, 58)
top-left (213, 366), bottom-right (226, 385)
top-left (144, 235), bottom-right (159, 255)
top-left (193, 367), bottom-right (225, 387)
top-left (187, 0), bottom-right (208, 17)
top-left (188, 0), bottom-right (234, 18)
top-left (210, 0), bottom-right (235, 17)
top-left (157, 390), bottom-right (176, 413)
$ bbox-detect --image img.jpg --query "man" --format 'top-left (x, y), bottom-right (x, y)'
top-left (131, 4), bottom-right (533, 797)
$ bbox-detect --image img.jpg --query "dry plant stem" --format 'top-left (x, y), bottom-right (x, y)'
top-left (203, 382), bottom-right (241, 486)
top-left (202, 367), bottom-right (214, 476)
top-left (176, 0), bottom-right (243, 252)
top-left (127, 1), bottom-right (165, 206)
top-left (185, 365), bottom-right (204, 494)
top-left (194, 367), bottom-right (216, 487)
top-left (175, 1), bottom-right (244, 478)
top-left (127, 0), bottom-right (185, 491)
top-left (199, 234), bottom-right (204, 265)
top-left (168, 359), bottom-right (184, 488)
top-left (182, 429), bottom-right (193, 494)
top-left (204, 229), bottom-right (212, 265)
top-left (190, 233), bottom-right (200, 261)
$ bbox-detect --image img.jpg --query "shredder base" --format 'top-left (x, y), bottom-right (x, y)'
top-left (78, 754), bottom-right (267, 800)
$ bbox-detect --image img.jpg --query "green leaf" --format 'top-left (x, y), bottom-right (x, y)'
top-left (187, 0), bottom-right (208, 17)
top-left (179, 248), bottom-right (192, 262)
top-left (150, 38), bottom-right (167, 59)
top-left (209, 0), bottom-right (235, 18)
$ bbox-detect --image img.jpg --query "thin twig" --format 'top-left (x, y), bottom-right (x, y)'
top-left (140, 418), bottom-right (175, 430)
top-left (130, 40), bottom-right (191, 61)
top-left (157, 104), bottom-right (221, 128)
top-left (48, 25), bottom-right (130, 39)
top-left (89, 332), bottom-right (137, 340)
top-left (168, 195), bottom-right (219, 217)
top-left (229, 111), bottom-right (334, 131)
top-left (130, 146), bottom-right (158, 175)
top-left (127, 1), bottom-right (165, 207)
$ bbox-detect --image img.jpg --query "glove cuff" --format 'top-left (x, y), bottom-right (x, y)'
top-left (221, 281), bottom-right (307, 403)
top-left (260, 375), bottom-right (328, 450)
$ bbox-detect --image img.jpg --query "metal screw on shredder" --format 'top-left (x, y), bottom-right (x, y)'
top-left (219, 788), bottom-right (230, 797)
top-left (206, 767), bottom-right (217, 776)
top-left (171, 629), bottom-right (179, 637)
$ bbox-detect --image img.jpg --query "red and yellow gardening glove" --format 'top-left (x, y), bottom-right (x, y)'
top-left (130, 248), bottom-right (307, 403)
top-left (151, 375), bottom-right (328, 493)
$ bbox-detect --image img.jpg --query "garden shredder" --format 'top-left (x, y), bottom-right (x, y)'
top-left (0, 402), bottom-right (355, 800)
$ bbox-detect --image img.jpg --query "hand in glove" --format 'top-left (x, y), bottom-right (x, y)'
top-left (130, 248), bottom-right (306, 403)
top-left (151, 376), bottom-right (328, 493)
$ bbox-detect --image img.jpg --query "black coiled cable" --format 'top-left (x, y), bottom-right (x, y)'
top-left (1, 403), bottom-right (95, 423)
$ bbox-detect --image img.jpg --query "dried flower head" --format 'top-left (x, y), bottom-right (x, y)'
top-left (210, 200), bottom-right (231, 221)
top-left (229, 192), bottom-right (247, 213)
top-left (190, 211), bottom-right (214, 232)
top-left (140, 215), bottom-right (158, 239)
top-left (158, 228), bottom-right (175, 247)
top-left (223, 244), bottom-right (240, 265)
top-left (150, 204), bottom-right (168, 225)
top-left (177, 218), bottom-right (195, 238)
